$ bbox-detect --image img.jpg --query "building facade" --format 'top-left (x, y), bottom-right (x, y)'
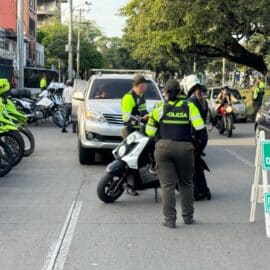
top-left (0, 0), bottom-right (44, 71)
top-left (37, 0), bottom-right (62, 26)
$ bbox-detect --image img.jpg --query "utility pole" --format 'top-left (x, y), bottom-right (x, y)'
top-left (76, 9), bottom-right (81, 79)
top-left (222, 57), bottom-right (226, 85)
top-left (68, 0), bottom-right (73, 80)
top-left (17, 0), bottom-right (24, 90)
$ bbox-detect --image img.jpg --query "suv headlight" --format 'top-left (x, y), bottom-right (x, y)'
top-left (85, 111), bottom-right (106, 122)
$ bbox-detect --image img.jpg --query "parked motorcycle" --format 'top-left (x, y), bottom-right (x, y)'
top-left (10, 89), bottom-right (65, 127)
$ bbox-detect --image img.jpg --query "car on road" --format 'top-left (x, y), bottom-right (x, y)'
top-left (255, 97), bottom-right (270, 141)
top-left (73, 72), bottom-right (162, 165)
top-left (207, 86), bottom-right (247, 122)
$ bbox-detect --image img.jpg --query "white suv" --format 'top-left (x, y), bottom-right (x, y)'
top-left (73, 72), bottom-right (162, 164)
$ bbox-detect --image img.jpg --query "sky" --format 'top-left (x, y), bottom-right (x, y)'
top-left (62, 0), bottom-right (128, 37)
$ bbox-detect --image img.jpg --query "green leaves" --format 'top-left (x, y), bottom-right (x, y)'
top-left (122, 0), bottom-right (270, 73)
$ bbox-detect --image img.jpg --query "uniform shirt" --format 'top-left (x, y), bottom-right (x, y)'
top-left (146, 99), bottom-right (204, 140)
top-left (253, 81), bottom-right (265, 101)
top-left (121, 90), bottom-right (147, 124)
top-left (40, 78), bottom-right (47, 89)
top-left (62, 86), bottom-right (74, 104)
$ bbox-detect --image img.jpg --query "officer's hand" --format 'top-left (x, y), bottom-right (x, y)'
top-left (143, 114), bottom-right (149, 121)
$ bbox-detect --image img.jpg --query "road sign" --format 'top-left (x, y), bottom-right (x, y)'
top-left (265, 193), bottom-right (270, 213)
top-left (262, 141), bottom-right (270, 170)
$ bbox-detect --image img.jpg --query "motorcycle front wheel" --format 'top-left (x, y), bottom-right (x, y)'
top-left (97, 173), bottom-right (125, 203)
top-left (0, 131), bottom-right (25, 166)
top-left (0, 140), bottom-right (14, 177)
top-left (19, 126), bottom-right (35, 157)
top-left (52, 108), bottom-right (65, 128)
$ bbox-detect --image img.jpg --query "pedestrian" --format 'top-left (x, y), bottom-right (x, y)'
top-left (121, 74), bottom-right (150, 196)
top-left (186, 75), bottom-right (211, 201)
top-left (146, 79), bottom-right (205, 228)
top-left (253, 76), bottom-right (265, 119)
top-left (62, 80), bottom-right (74, 133)
top-left (40, 73), bottom-right (47, 91)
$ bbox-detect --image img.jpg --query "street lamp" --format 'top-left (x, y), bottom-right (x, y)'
top-left (67, 1), bottom-right (91, 80)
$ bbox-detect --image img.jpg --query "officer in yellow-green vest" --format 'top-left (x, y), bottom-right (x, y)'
top-left (253, 76), bottom-right (265, 118)
top-left (40, 74), bottom-right (47, 91)
top-left (146, 79), bottom-right (205, 228)
top-left (121, 74), bottom-right (150, 138)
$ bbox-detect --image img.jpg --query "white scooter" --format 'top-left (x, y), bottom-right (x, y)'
top-left (97, 116), bottom-right (159, 203)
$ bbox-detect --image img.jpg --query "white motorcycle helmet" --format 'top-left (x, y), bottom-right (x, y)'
top-left (183, 74), bottom-right (202, 97)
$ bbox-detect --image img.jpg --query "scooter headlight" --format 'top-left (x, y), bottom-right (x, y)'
top-left (126, 134), bottom-right (136, 145)
top-left (118, 145), bottom-right (127, 157)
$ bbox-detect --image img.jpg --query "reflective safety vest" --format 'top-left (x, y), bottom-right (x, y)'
top-left (253, 81), bottom-right (265, 100)
top-left (146, 99), bottom-right (204, 142)
top-left (121, 91), bottom-right (147, 125)
top-left (40, 78), bottom-right (47, 89)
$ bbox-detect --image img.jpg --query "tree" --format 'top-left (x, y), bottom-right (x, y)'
top-left (37, 18), bottom-right (104, 75)
top-left (121, 0), bottom-right (270, 74)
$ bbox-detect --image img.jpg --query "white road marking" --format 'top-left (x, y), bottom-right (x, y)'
top-left (224, 148), bottom-right (254, 168)
top-left (42, 201), bottom-right (83, 270)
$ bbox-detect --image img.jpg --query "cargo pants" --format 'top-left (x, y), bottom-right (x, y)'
top-left (155, 140), bottom-right (195, 223)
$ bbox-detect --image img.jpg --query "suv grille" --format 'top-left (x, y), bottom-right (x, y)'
top-left (103, 114), bottom-right (123, 125)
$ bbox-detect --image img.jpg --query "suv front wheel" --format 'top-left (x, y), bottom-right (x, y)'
top-left (78, 140), bottom-right (95, 165)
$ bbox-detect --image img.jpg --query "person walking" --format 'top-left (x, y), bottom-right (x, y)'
top-left (146, 79), bottom-right (205, 228)
top-left (62, 80), bottom-right (74, 133)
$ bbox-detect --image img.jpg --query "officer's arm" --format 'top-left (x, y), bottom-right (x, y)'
top-left (189, 102), bottom-right (205, 131)
top-left (121, 94), bottom-right (135, 123)
top-left (145, 105), bottom-right (161, 137)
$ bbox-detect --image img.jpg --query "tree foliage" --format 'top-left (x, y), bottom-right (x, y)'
top-left (121, 0), bottom-right (270, 74)
top-left (37, 18), bottom-right (103, 73)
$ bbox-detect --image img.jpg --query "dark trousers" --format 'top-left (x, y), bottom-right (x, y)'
top-left (63, 103), bottom-right (72, 130)
top-left (155, 140), bottom-right (195, 222)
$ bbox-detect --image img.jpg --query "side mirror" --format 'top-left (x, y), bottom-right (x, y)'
top-left (72, 91), bottom-right (85, 101)
top-left (242, 96), bottom-right (246, 100)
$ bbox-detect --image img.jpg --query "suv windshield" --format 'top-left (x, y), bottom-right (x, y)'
top-left (213, 88), bottom-right (242, 100)
top-left (89, 79), bottom-right (160, 100)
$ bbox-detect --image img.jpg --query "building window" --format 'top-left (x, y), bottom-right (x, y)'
top-left (29, 18), bottom-right (36, 37)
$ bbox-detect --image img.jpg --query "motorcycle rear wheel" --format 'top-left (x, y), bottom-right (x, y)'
top-left (97, 173), bottom-right (125, 203)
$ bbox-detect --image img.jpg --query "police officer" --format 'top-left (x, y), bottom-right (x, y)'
top-left (40, 74), bottom-right (47, 91)
top-left (121, 74), bottom-right (150, 138)
top-left (146, 79), bottom-right (205, 228)
top-left (253, 76), bottom-right (265, 119)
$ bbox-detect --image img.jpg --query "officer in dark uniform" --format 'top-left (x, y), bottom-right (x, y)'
top-left (121, 74), bottom-right (150, 138)
top-left (146, 79), bottom-right (205, 228)
top-left (121, 74), bottom-right (150, 195)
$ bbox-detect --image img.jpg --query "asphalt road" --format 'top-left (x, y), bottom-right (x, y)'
top-left (0, 122), bottom-right (269, 270)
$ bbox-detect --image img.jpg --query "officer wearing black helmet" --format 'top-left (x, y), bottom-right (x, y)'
top-left (146, 79), bottom-right (205, 228)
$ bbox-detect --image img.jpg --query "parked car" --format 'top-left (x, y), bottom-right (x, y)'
top-left (207, 86), bottom-right (247, 122)
top-left (255, 97), bottom-right (270, 142)
top-left (73, 72), bottom-right (162, 165)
